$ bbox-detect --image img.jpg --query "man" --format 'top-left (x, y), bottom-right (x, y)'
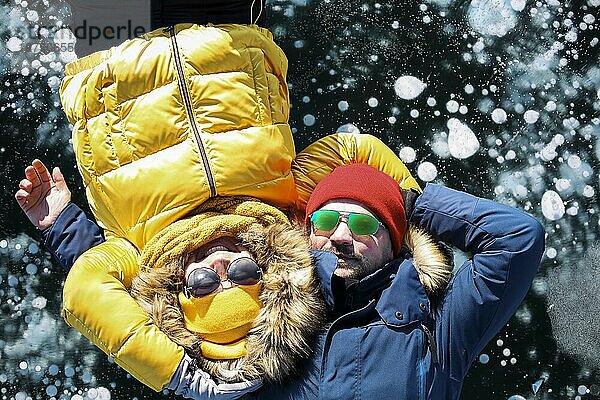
top-left (17, 159), bottom-right (545, 399)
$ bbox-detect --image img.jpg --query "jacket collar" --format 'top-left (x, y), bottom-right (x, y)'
top-left (375, 259), bottom-right (431, 327)
top-left (311, 224), bottom-right (454, 325)
top-left (311, 250), bottom-right (338, 310)
top-left (311, 250), bottom-right (428, 325)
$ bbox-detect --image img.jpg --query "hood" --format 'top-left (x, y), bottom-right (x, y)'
top-left (130, 222), bottom-right (326, 384)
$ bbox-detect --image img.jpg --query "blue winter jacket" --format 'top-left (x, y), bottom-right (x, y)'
top-left (45, 184), bottom-right (544, 399)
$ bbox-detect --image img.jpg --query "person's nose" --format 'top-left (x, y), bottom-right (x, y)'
top-left (220, 279), bottom-right (234, 290)
top-left (328, 220), bottom-right (353, 245)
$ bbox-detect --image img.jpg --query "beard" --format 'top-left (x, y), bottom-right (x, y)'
top-left (321, 243), bottom-right (378, 280)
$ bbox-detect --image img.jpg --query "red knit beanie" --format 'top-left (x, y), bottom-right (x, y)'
top-left (305, 164), bottom-right (407, 255)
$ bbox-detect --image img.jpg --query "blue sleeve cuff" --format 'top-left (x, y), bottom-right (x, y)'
top-left (41, 203), bottom-right (105, 272)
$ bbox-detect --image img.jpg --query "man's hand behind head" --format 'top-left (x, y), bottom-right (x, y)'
top-left (15, 159), bottom-right (71, 231)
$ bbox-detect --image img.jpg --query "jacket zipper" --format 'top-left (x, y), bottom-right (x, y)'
top-left (421, 323), bottom-right (439, 364)
top-left (418, 332), bottom-right (426, 400)
top-left (166, 25), bottom-right (216, 197)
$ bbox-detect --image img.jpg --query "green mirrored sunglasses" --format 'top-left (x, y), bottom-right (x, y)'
top-left (309, 210), bottom-right (383, 236)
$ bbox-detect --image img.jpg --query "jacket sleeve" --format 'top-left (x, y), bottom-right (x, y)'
top-left (292, 132), bottom-right (421, 213)
top-left (41, 203), bottom-right (105, 272)
top-left (62, 237), bottom-right (184, 391)
top-left (410, 184), bottom-right (545, 381)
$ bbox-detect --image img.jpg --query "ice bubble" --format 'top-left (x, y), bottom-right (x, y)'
top-left (25, 10), bottom-right (38, 22)
top-left (427, 97), bottom-right (437, 106)
top-left (417, 162), bottom-right (438, 182)
top-left (555, 178), bottom-right (571, 192)
top-left (388, 116), bottom-right (397, 124)
top-left (398, 147), bottom-right (417, 163)
top-left (563, 117), bottom-right (580, 130)
top-left (553, 134), bottom-right (565, 145)
top-left (447, 118), bottom-right (480, 159)
top-left (583, 14), bottom-right (595, 24)
top-left (8, 275), bottom-right (18, 287)
top-left (567, 154), bottom-right (582, 169)
top-left (7, 37), bottom-right (23, 52)
top-left (338, 101), bottom-right (349, 112)
top-left (524, 110), bottom-right (540, 123)
top-left (578, 385), bottom-right (588, 395)
top-left (368, 97), bottom-right (379, 107)
top-left (25, 263), bottom-right (37, 275)
top-left (583, 185), bottom-right (595, 197)
top-left (31, 296), bottom-right (47, 309)
top-left (468, 0), bottom-right (518, 37)
top-left (49, 364), bottom-right (59, 375)
top-left (303, 114), bottom-right (315, 126)
top-left (503, 348), bottom-right (511, 356)
top-left (446, 100), bottom-right (459, 113)
top-left (65, 366), bottom-right (75, 377)
top-left (464, 84), bottom-right (474, 94)
top-left (336, 123), bottom-right (360, 134)
top-left (507, 396), bottom-right (526, 400)
top-left (0, 239), bottom-right (7, 248)
top-left (541, 190), bottom-right (565, 220)
top-left (96, 387), bottom-right (111, 400)
top-left (479, 354), bottom-right (490, 364)
top-left (19, 361), bottom-right (28, 370)
top-left (545, 101), bottom-right (557, 111)
top-left (302, 96), bottom-right (310, 103)
top-left (546, 247), bottom-right (557, 258)
top-left (47, 76), bottom-right (61, 89)
top-left (473, 40), bottom-right (485, 52)
top-left (431, 133), bottom-right (451, 158)
top-left (15, 392), bottom-right (27, 400)
top-left (393, 76), bottom-right (427, 100)
top-left (28, 243), bottom-right (39, 254)
top-left (46, 385), bottom-right (58, 397)
top-left (492, 108), bottom-right (507, 124)
top-left (565, 30), bottom-right (577, 42)
top-left (410, 109), bottom-right (419, 118)
top-left (511, 0), bottom-right (526, 11)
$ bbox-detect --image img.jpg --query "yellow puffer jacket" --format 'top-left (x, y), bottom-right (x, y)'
top-left (60, 24), bottom-right (296, 250)
top-left (62, 132), bottom-right (421, 391)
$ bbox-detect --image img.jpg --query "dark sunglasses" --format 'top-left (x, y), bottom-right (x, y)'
top-left (184, 257), bottom-right (263, 298)
top-left (309, 210), bottom-right (383, 236)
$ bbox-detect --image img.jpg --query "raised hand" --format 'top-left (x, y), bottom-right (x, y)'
top-left (15, 159), bottom-right (72, 230)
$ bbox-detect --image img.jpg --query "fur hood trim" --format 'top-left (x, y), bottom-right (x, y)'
top-left (130, 223), bottom-right (326, 383)
top-left (403, 224), bottom-right (454, 300)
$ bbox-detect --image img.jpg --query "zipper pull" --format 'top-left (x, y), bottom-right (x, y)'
top-left (421, 323), bottom-right (439, 365)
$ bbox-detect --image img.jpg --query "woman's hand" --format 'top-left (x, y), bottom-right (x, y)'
top-left (15, 159), bottom-right (71, 230)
